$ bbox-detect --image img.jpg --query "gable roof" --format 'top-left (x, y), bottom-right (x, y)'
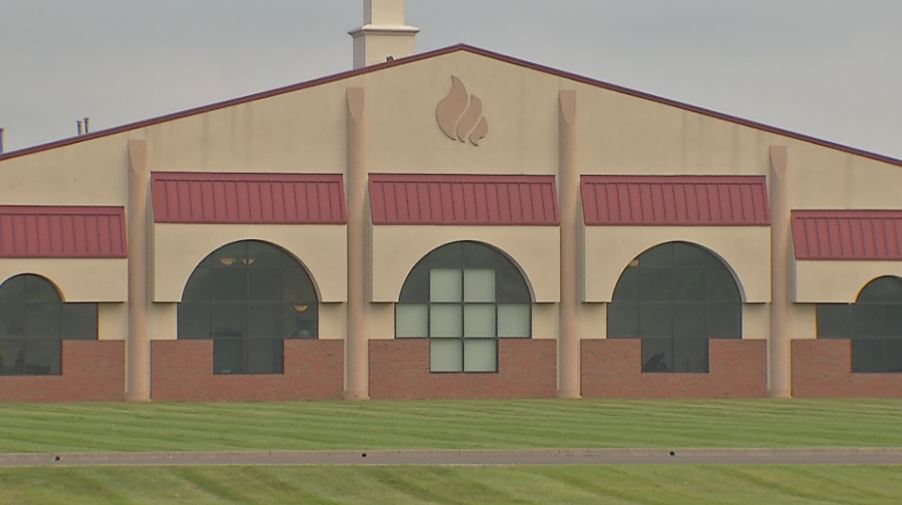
top-left (1, 44), bottom-right (900, 168)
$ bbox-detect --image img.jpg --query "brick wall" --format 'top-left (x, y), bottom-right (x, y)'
top-left (369, 339), bottom-right (556, 399)
top-left (0, 341), bottom-right (125, 402)
top-left (151, 339), bottom-right (343, 401)
top-left (792, 340), bottom-right (902, 397)
top-left (581, 339), bottom-right (767, 398)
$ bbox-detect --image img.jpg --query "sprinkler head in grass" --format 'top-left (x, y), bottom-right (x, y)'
top-left (54, 455), bottom-right (61, 462)
top-left (361, 453), bottom-right (367, 458)
top-left (669, 451), bottom-right (676, 457)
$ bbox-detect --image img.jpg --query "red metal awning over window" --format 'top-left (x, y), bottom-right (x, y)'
top-left (0, 206), bottom-right (127, 258)
top-left (581, 175), bottom-right (769, 226)
top-left (151, 172), bottom-right (346, 224)
top-left (792, 210), bottom-right (902, 260)
top-left (369, 174), bottom-right (559, 225)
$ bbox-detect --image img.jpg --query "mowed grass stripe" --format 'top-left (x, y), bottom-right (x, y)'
top-left (1, 399), bottom-right (901, 453)
top-left (2, 466), bottom-right (902, 505)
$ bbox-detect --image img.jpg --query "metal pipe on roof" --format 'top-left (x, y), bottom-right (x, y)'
top-left (0, 127), bottom-right (4, 154)
top-left (77, 120), bottom-right (83, 136)
top-left (84, 117), bottom-right (90, 134)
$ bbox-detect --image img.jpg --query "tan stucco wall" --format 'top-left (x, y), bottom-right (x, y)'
top-left (793, 260), bottom-right (902, 303)
top-left (99, 303), bottom-right (128, 341)
top-left (368, 225), bottom-right (560, 303)
top-left (152, 223), bottom-right (347, 303)
top-left (582, 226), bottom-right (771, 303)
top-left (0, 259), bottom-right (127, 302)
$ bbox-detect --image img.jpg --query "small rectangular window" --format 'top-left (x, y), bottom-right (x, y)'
top-left (430, 305), bottom-right (462, 338)
top-left (25, 340), bottom-right (61, 375)
top-left (641, 338), bottom-right (672, 373)
top-left (673, 338), bottom-right (708, 373)
top-left (851, 339), bottom-right (882, 373)
top-left (60, 304), bottom-right (98, 340)
top-left (816, 304), bottom-right (851, 339)
top-left (178, 303), bottom-right (211, 339)
top-left (464, 269), bottom-right (495, 302)
top-left (430, 269), bottom-right (462, 302)
top-left (396, 305), bottom-right (428, 338)
top-left (607, 302), bottom-right (639, 338)
top-left (464, 339), bottom-right (496, 372)
top-left (245, 338), bottom-right (283, 374)
top-left (464, 304), bottom-right (495, 338)
top-left (498, 304), bottom-right (530, 338)
top-left (430, 339), bottom-right (462, 372)
top-left (213, 338), bottom-right (244, 374)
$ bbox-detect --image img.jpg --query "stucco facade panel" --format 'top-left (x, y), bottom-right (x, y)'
top-left (369, 225), bottom-right (559, 303)
top-left (152, 223), bottom-right (347, 303)
top-left (357, 53), bottom-right (563, 175)
top-left (582, 226), bottom-right (771, 303)
top-left (0, 259), bottom-right (127, 302)
top-left (793, 260), bottom-right (902, 303)
top-left (98, 303), bottom-right (128, 341)
top-left (0, 133), bottom-right (133, 205)
top-left (144, 87), bottom-right (347, 173)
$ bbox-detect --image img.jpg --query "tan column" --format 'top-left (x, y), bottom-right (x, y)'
top-left (558, 90), bottom-right (581, 399)
top-left (345, 87), bottom-right (369, 400)
top-left (126, 139), bottom-right (150, 402)
top-left (768, 145), bottom-right (791, 398)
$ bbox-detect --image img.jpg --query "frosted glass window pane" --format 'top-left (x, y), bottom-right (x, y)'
top-left (430, 340), bottom-right (462, 372)
top-left (430, 269), bottom-right (462, 302)
top-left (464, 340), bottom-right (497, 372)
top-left (498, 304), bottom-right (530, 338)
top-left (464, 269), bottom-right (495, 302)
top-left (430, 305), bottom-right (462, 338)
top-left (464, 304), bottom-right (496, 338)
top-left (396, 305), bottom-right (428, 338)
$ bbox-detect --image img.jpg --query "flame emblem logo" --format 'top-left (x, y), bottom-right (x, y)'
top-left (435, 76), bottom-right (489, 146)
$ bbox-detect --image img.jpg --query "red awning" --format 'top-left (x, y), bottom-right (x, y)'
top-left (581, 175), bottom-right (769, 226)
top-left (792, 210), bottom-right (902, 260)
top-left (0, 206), bottom-right (127, 258)
top-left (151, 172), bottom-right (346, 224)
top-left (369, 174), bottom-right (559, 225)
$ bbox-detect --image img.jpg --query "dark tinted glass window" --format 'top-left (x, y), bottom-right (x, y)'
top-left (608, 242), bottom-right (742, 374)
top-left (396, 241), bottom-right (531, 373)
top-left (820, 276), bottom-right (902, 373)
top-left (0, 274), bottom-right (97, 376)
top-left (178, 240), bottom-right (318, 375)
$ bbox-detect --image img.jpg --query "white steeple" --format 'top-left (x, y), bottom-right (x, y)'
top-left (349, 0), bottom-right (420, 69)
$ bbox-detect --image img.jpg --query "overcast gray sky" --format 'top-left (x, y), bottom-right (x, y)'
top-left (1, 0), bottom-right (900, 159)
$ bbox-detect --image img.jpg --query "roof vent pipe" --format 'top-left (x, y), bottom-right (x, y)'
top-left (84, 117), bottom-right (90, 134)
top-left (349, 0), bottom-right (419, 69)
top-left (77, 121), bottom-right (83, 136)
top-left (0, 128), bottom-right (4, 154)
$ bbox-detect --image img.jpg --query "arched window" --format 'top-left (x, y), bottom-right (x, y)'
top-left (177, 240), bottom-right (318, 375)
top-left (816, 276), bottom-right (902, 373)
top-left (607, 242), bottom-right (742, 373)
top-left (0, 274), bottom-right (97, 376)
top-left (396, 241), bottom-right (531, 373)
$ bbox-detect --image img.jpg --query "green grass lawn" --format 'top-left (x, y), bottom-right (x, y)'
top-left (2, 465), bottom-right (901, 505)
top-left (1, 399), bottom-right (901, 453)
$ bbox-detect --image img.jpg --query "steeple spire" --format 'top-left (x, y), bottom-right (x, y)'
top-left (349, 0), bottom-right (419, 68)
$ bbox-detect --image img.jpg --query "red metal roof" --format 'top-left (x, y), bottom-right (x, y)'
top-left (151, 172), bottom-right (346, 224)
top-left (369, 174), bottom-right (559, 225)
top-left (1, 45), bottom-right (899, 169)
top-left (792, 210), bottom-right (902, 260)
top-left (581, 175), bottom-right (769, 226)
top-left (0, 206), bottom-right (127, 258)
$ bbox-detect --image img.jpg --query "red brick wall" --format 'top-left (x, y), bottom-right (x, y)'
top-left (0, 341), bottom-right (125, 402)
top-left (581, 339), bottom-right (766, 398)
top-left (151, 340), bottom-right (343, 401)
top-left (369, 339), bottom-right (556, 399)
top-left (792, 340), bottom-right (902, 397)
